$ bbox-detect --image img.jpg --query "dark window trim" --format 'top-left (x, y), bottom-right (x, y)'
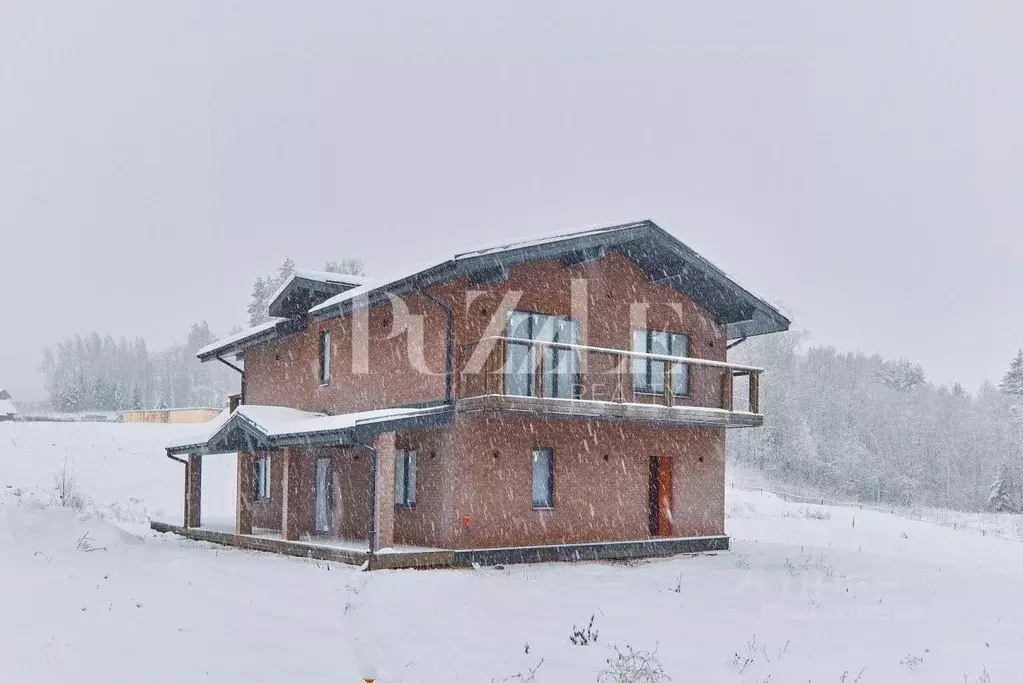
top-left (506, 311), bottom-right (582, 399)
top-left (253, 454), bottom-right (271, 503)
top-left (319, 330), bottom-right (331, 386)
top-left (394, 449), bottom-right (416, 508)
top-left (531, 446), bottom-right (555, 510)
top-left (634, 329), bottom-right (691, 397)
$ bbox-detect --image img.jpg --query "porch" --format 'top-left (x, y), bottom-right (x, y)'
top-left (149, 521), bottom-right (456, 569)
top-left (158, 404), bottom-right (458, 568)
top-left (149, 520), bottom-right (728, 569)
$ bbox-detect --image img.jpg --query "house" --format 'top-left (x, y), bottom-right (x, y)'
top-left (155, 220), bottom-right (789, 568)
top-left (0, 390), bottom-right (16, 421)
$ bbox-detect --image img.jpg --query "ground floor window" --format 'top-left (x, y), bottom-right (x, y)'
top-left (254, 454), bottom-right (270, 501)
top-left (394, 450), bottom-right (417, 507)
top-left (532, 447), bottom-right (554, 508)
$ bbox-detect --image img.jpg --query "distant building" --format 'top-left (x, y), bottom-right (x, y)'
top-left (0, 389), bottom-right (17, 421)
top-left (121, 408), bottom-right (221, 424)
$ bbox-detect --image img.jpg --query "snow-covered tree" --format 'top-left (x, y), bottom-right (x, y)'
top-left (999, 349), bottom-right (1023, 398)
top-left (246, 277), bottom-right (272, 327)
top-left (988, 465), bottom-right (1016, 513)
top-left (324, 258), bottom-right (365, 275)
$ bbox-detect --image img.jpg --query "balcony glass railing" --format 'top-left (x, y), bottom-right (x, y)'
top-left (457, 336), bottom-right (762, 415)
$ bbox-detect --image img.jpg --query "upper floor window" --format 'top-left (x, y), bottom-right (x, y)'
top-left (394, 449), bottom-right (417, 507)
top-left (505, 311), bottom-right (580, 399)
top-left (254, 454), bottom-right (271, 502)
top-left (633, 329), bottom-right (690, 396)
top-left (319, 330), bottom-right (331, 385)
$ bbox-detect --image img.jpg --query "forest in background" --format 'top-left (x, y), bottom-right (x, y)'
top-left (35, 258), bottom-right (364, 413)
top-left (34, 256), bottom-right (1023, 515)
top-left (729, 330), bottom-right (1023, 513)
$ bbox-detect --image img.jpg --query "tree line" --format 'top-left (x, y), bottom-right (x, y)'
top-left (39, 322), bottom-right (238, 413)
top-left (729, 331), bottom-right (1023, 513)
top-left (38, 257), bottom-right (365, 413)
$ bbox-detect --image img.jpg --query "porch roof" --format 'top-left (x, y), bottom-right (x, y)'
top-left (166, 403), bottom-right (454, 456)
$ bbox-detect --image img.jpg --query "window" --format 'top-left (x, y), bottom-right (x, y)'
top-left (254, 454), bottom-right (270, 502)
top-left (394, 449), bottom-right (417, 507)
top-left (633, 330), bottom-right (690, 396)
top-left (319, 330), bottom-right (331, 385)
top-left (506, 311), bottom-right (580, 399)
top-left (532, 447), bottom-right (554, 508)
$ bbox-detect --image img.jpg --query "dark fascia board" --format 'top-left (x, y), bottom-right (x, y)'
top-left (166, 410), bottom-right (272, 456)
top-left (308, 224), bottom-right (645, 323)
top-left (196, 317), bottom-right (308, 364)
top-left (638, 224), bottom-right (790, 336)
top-left (309, 220), bottom-right (790, 338)
top-left (268, 277), bottom-right (356, 319)
top-left (271, 405), bottom-right (456, 448)
top-left (166, 405), bottom-right (455, 455)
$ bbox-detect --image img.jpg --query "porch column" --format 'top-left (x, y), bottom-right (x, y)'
top-left (236, 451), bottom-right (254, 535)
top-left (281, 447), bottom-right (303, 541)
top-left (185, 454), bottom-right (202, 529)
top-left (371, 432), bottom-right (396, 551)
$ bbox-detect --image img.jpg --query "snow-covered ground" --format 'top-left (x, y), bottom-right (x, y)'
top-left (1, 423), bottom-right (1019, 682)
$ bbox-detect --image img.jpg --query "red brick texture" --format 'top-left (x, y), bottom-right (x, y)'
top-left (235, 251), bottom-right (732, 550)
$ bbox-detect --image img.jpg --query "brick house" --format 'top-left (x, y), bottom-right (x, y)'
top-left (156, 221), bottom-right (789, 568)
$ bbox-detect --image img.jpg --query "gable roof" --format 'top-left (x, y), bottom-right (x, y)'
top-left (268, 269), bottom-right (372, 319)
top-left (196, 219), bottom-right (790, 363)
top-left (309, 220), bottom-right (789, 339)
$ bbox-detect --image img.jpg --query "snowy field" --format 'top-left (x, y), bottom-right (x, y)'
top-left (1, 423), bottom-right (1020, 682)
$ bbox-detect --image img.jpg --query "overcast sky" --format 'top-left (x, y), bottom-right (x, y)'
top-left (2, 2), bottom-right (1021, 400)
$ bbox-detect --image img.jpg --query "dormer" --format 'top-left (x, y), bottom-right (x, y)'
top-left (267, 269), bottom-right (372, 319)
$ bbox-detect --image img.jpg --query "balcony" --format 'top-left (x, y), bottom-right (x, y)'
top-left (455, 336), bottom-right (763, 429)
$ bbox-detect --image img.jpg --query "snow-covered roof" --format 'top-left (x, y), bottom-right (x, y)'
top-left (166, 403), bottom-right (454, 455)
top-left (196, 272), bottom-right (374, 362)
top-left (196, 318), bottom-right (289, 361)
top-left (267, 269), bottom-right (373, 310)
top-left (268, 269), bottom-right (375, 320)
top-left (306, 223), bottom-right (648, 317)
top-left (196, 220), bottom-right (789, 365)
top-left (0, 399), bottom-right (16, 416)
top-left (308, 220), bottom-right (790, 339)
top-left (452, 222), bottom-right (643, 261)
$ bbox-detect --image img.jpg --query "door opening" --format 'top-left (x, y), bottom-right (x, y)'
top-left (648, 456), bottom-right (673, 537)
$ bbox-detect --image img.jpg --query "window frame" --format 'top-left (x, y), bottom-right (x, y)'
top-left (531, 447), bottom-right (555, 510)
top-left (319, 330), bottom-right (331, 386)
top-left (394, 449), bottom-right (417, 508)
top-left (633, 329), bottom-right (691, 397)
top-left (505, 311), bottom-right (581, 399)
top-left (253, 454), bottom-right (271, 503)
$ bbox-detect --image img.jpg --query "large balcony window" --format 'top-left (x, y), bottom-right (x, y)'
top-left (505, 311), bottom-right (580, 399)
top-left (633, 329), bottom-right (690, 397)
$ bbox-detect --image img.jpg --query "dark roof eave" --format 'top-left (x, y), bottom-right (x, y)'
top-left (196, 318), bottom-right (308, 364)
top-left (308, 220), bottom-right (790, 338)
top-left (165, 406), bottom-right (455, 456)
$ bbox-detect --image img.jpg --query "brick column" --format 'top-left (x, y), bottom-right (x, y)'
top-left (185, 454), bottom-right (202, 529)
top-left (281, 447), bottom-right (303, 541)
top-left (372, 432), bottom-right (396, 551)
top-left (236, 451), bottom-right (254, 535)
